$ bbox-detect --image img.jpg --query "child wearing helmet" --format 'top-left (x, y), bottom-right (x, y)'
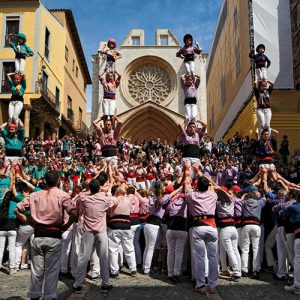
top-left (9, 33), bottom-right (34, 75)
top-left (99, 38), bottom-right (122, 73)
top-left (249, 44), bottom-right (271, 81)
top-left (6, 72), bottom-right (26, 126)
top-left (176, 34), bottom-right (202, 79)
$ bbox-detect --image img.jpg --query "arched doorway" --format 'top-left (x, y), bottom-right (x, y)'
top-left (119, 103), bottom-right (181, 142)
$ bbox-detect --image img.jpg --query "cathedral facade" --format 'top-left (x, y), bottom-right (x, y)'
top-left (91, 29), bottom-right (207, 142)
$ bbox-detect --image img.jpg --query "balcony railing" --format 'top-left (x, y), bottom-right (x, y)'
top-left (35, 81), bottom-right (60, 112)
top-left (1, 80), bottom-right (12, 94)
top-left (4, 33), bottom-right (18, 48)
top-left (67, 108), bottom-right (74, 123)
top-left (77, 120), bottom-right (89, 133)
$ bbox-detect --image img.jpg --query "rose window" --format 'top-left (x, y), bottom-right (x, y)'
top-left (128, 64), bottom-right (172, 104)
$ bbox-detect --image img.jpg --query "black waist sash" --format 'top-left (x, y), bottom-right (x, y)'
top-left (102, 145), bottom-right (117, 157)
top-left (10, 94), bottom-right (24, 102)
top-left (184, 97), bottom-right (197, 105)
top-left (182, 144), bottom-right (200, 158)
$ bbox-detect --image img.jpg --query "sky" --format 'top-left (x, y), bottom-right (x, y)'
top-left (43, 0), bottom-right (222, 112)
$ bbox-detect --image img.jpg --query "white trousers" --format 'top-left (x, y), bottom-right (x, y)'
top-left (220, 226), bottom-right (241, 276)
top-left (184, 61), bottom-right (195, 75)
top-left (258, 224), bottom-right (265, 265)
top-left (294, 239), bottom-right (300, 288)
top-left (0, 230), bottom-right (17, 269)
top-left (236, 227), bottom-right (242, 250)
top-left (15, 225), bottom-right (34, 268)
top-left (8, 100), bottom-right (23, 124)
top-left (184, 104), bottom-right (197, 122)
top-left (190, 226), bottom-right (218, 288)
top-left (255, 67), bottom-right (267, 81)
top-left (181, 157), bottom-right (201, 180)
top-left (218, 227), bottom-right (227, 272)
top-left (276, 226), bottom-right (288, 278)
top-left (74, 231), bottom-right (110, 288)
top-left (146, 179), bottom-right (156, 190)
top-left (166, 229), bottom-right (187, 277)
top-left (286, 233), bottom-right (295, 267)
top-left (143, 223), bottom-right (160, 274)
top-left (135, 181), bottom-right (146, 190)
top-left (15, 58), bottom-right (26, 74)
top-left (241, 224), bottom-right (261, 273)
top-left (265, 225), bottom-right (277, 267)
top-left (127, 177), bottom-right (136, 186)
top-left (102, 99), bottom-right (116, 116)
top-left (70, 224), bottom-right (100, 277)
top-left (108, 229), bottom-right (136, 274)
top-left (131, 224), bottom-right (142, 265)
top-left (61, 230), bottom-right (73, 273)
top-left (256, 108), bottom-right (272, 137)
top-left (29, 237), bottom-right (62, 300)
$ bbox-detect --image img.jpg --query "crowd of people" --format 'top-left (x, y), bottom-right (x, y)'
top-left (0, 114), bottom-right (299, 299)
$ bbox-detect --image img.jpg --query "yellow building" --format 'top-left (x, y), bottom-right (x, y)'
top-left (207, 0), bottom-right (300, 154)
top-left (0, 0), bottom-right (91, 138)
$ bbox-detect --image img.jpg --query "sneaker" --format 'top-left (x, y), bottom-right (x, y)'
top-left (110, 272), bottom-right (119, 279)
top-left (242, 271), bottom-right (248, 277)
top-left (252, 271), bottom-right (259, 280)
top-left (20, 264), bottom-right (29, 270)
top-left (9, 269), bottom-right (17, 276)
top-left (149, 269), bottom-right (160, 276)
top-left (194, 285), bottom-right (206, 294)
top-left (284, 284), bottom-right (300, 295)
top-left (219, 270), bottom-right (231, 277)
top-left (273, 274), bottom-right (287, 281)
top-left (72, 286), bottom-right (82, 294)
top-left (265, 266), bottom-right (274, 273)
top-left (130, 270), bottom-right (137, 277)
top-left (101, 284), bottom-right (113, 293)
top-left (171, 275), bottom-right (179, 283)
top-left (91, 275), bottom-right (101, 280)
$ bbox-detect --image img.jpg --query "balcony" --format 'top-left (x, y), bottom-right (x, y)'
top-left (1, 80), bottom-right (11, 94)
top-left (67, 108), bottom-right (74, 123)
top-left (4, 33), bottom-right (18, 48)
top-left (35, 81), bottom-right (60, 112)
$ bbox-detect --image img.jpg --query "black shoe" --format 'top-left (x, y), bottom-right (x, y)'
top-left (130, 270), bottom-right (137, 277)
top-left (110, 272), bottom-right (119, 279)
top-left (72, 286), bottom-right (82, 294)
top-left (273, 274), bottom-right (287, 281)
top-left (265, 266), bottom-right (274, 273)
top-left (252, 271), bottom-right (259, 279)
top-left (101, 284), bottom-right (113, 293)
top-left (31, 298), bottom-right (40, 300)
top-left (171, 275), bottom-right (179, 283)
top-left (242, 271), bottom-right (248, 277)
top-left (60, 272), bottom-right (74, 279)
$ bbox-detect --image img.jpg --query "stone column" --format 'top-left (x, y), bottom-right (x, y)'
top-left (39, 118), bottom-right (45, 140)
top-left (24, 106), bottom-right (31, 137)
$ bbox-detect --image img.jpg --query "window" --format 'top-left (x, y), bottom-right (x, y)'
top-left (44, 27), bottom-right (50, 60)
top-left (4, 16), bottom-right (19, 47)
top-left (131, 36), bottom-right (140, 46)
top-left (65, 46), bottom-right (68, 61)
top-left (42, 70), bottom-right (48, 88)
top-left (160, 35), bottom-right (168, 46)
top-left (67, 96), bottom-right (72, 109)
top-left (72, 59), bottom-right (75, 72)
top-left (55, 87), bottom-right (60, 105)
top-left (78, 107), bottom-right (82, 129)
top-left (76, 66), bottom-right (78, 77)
top-left (1, 62), bottom-right (15, 93)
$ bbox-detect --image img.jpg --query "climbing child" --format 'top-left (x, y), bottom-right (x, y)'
top-left (7, 73), bottom-right (26, 125)
top-left (9, 33), bottom-right (34, 75)
top-left (249, 44), bottom-right (271, 81)
top-left (176, 34), bottom-right (202, 78)
top-left (100, 38), bottom-right (122, 73)
top-left (181, 74), bottom-right (200, 123)
top-left (98, 70), bottom-right (121, 125)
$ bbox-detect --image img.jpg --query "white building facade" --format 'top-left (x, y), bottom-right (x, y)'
top-left (91, 29), bottom-right (207, 141)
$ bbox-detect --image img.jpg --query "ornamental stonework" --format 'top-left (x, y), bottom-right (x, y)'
top-left (128, 64), bottom-right (172, 104)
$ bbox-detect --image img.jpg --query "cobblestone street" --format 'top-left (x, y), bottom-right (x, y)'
top-left (0, 268), bottom-right (298, 300)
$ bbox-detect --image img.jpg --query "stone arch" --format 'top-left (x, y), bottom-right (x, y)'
top-left (120, 105), bottom-right (179, 142)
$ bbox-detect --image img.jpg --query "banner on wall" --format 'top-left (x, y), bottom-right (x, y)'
top-left (252, 0), bottom-right (294, 88)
